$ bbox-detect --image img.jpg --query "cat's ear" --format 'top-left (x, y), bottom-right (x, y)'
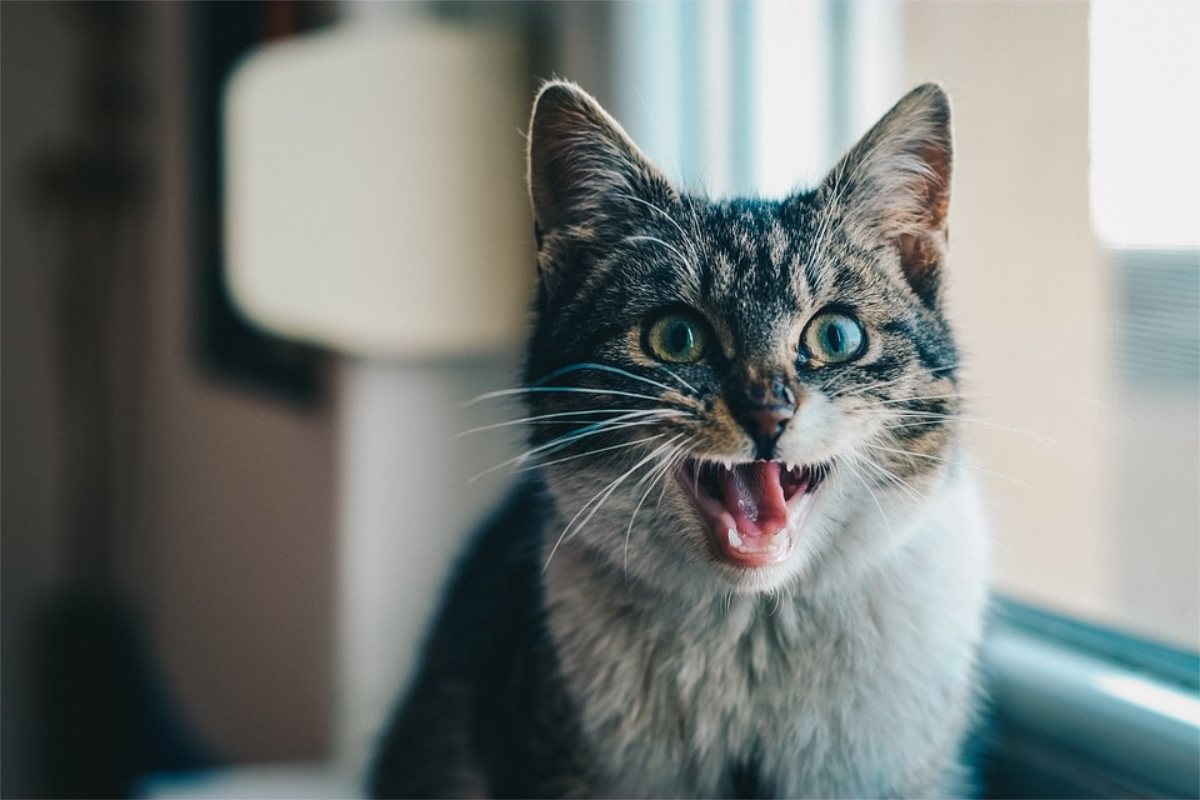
top-left (819, 83), bottom-right (953, 306)
top-left (527, 80), bottom-right (674, 242)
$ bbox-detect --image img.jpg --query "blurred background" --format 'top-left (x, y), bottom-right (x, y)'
top-left (2, 1), bottom-right (1197, 797)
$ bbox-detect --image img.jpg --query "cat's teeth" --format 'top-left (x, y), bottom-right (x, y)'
top-left (727, 527), bottom-right (743, 549)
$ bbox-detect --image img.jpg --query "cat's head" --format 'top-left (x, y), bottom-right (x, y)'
top-left (523, 81), bottom-right (960, 596)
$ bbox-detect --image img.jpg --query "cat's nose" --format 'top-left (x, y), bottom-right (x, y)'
top-left (730, 376), bottom-right (797, 459)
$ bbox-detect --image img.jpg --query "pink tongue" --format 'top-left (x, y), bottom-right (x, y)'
top-left (718, 462), bottom-right (790, 539)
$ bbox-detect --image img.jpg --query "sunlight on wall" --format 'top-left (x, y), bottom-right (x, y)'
top-left (1090, 0), bottom-right (1200, 248)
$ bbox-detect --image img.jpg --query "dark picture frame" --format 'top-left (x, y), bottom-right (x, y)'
top-left (190, 1), bottom-right (331, 406)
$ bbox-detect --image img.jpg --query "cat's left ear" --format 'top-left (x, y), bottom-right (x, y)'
top-left (527, 81), bottom-right (676, 245)
top-left (817, 83), bottom-right (953, 307)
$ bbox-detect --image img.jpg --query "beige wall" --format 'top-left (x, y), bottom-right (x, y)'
top-left (902, 2), bottom-right (1118, 621)
top-left (904, 1), bottom-right (1198, 650)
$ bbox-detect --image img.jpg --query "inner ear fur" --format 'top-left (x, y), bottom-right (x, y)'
top-left (820, 83), bottom-right (953, 307)
top-left (526, 80), bottom-right (675, 239)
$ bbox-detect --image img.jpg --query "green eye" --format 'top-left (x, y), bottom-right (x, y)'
top-left (803, 311), bottom-right (866, 364)
top-left (646, 312), bottom-right (708, 364)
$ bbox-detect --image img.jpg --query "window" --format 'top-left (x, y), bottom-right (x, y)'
top-left (615, 0), bottom-right (1198, 651)
top-left (1085, 0), bottom-right (1198, 649)
top-left (1090, 0), bottom-right (1199, 250)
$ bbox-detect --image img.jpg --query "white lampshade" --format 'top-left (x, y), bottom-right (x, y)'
top-left (223, 19), bottom-right (533, 357)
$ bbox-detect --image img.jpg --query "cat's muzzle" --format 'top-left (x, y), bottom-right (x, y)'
top-left (677, 459), bottom-right (828, 568)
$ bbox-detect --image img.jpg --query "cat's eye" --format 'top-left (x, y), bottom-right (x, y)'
top-left (802, 311), bottom-right (866, 365)
top-left (645, 311), bottom-right (709, 364)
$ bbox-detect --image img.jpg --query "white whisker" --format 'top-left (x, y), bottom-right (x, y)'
top-left (861, 442), bottom-right (1030, 488)
top-left (869, 393), bottom-right (964, 406)
top-left (653, 364), bottom-right (699, 395)
top-left (468, 416), bottom-right (677, 483)
top-left (841, 455), bottom-right (894, 543)
top-left (536, 362), bottom-right (690, 397)
top-left (624, 234), bottom-right (698, 275)
top-left (522, 434), bottom-right (666, 474)
top-left (457, 408), bottom-right (682, 438)
top-left (855, 454), bottom-right (929, 506)
top-left (828, 366), bottom-right (958, 399)
top-left (878, 417), bottom-right (1055, 445)
top-left (463, 385), bottom-right (675, 407)
top-left (624, 438), bottom-right (690, 572)
top-left (543, 434), bottom-right (685, 573)
top-left (612, 192), bottom-right (691, 243)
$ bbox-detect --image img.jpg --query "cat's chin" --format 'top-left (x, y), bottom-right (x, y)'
top-left (677, 458), bottom-right (828, 570)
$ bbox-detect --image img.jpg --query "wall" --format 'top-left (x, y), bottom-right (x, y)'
top-left (1, 5), bottom-right (78, 794)
top-left (903, 1), bottom-right (1197, 649)
top-left (902, 1), bottom-right (1117, 623)
top-left (1, 6), bottom-right (338, 793)
top-left (135, 4), bottom-right (336, 764)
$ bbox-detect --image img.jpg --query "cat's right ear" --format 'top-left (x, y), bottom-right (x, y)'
top-left (816, 83), bottom-right (953, 308)
top-left (527, 81), bottom-right (675, 246)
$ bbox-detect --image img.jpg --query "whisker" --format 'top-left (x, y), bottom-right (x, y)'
top-left (543, 434), bottom-right (684, 573)
top-left (463, 385), bottom-right (676, 407)
top-left (520, 434), bottom-right (665, 473)
top-left (468, 417), bottom-right (675, 483)
top-left (828, 365), bottom-right (959, 399)
top-left (624, 438), bottom-right (690, 572)
top-left (868, 393), bottom-right (965, 406)
top-left (635, 438), bottom-right (685, 489)
top-left (624, 234), bottom-right (698, 275)
top-left (653, 364), bottom-right (700, 395)
top-left (535, 362), bottom-right (688, 397)
top-left (878, 417), bottom-right (1055, 445)
top-left (861, 442), bottom-right (1030, 488)
top-left (854, 455), bottom-right (929, 506)
top-left (563, 434), bottom-right (686, 545)
top-left (457, 408), bottom-right (683, 438)
top-left (657, 443), bottom-right (691, 507)
top-left (840, 456), bottom-right (893, 541)
top-left (612, 191), bottom-right (692, 243)
top-left (866, 389), bottom-right (1090, 405)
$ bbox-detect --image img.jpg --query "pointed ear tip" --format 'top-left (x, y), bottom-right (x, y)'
top-left (532, 79), bottom-right (592, 115)
top-left (909, 82), bottom-right (952, 121)
top-left (913, 82), bottom-right (949, 99)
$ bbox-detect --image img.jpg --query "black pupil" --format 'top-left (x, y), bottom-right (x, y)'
top-left (668, 320), bottom-right (693, 354)
top-left (825, 321), bottom-right (845, 354)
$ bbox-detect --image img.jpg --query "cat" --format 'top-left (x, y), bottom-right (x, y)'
top-left (369, 80), bottom-right (988, 799)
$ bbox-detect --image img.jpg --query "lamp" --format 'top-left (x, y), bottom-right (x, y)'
top-left (224, 18), bottom-right (532, 358)
top-left (222, 14), bottom-right (532, 776)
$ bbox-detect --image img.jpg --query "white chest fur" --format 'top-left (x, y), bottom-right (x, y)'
top-left (543, 471), bottom-right (988, 798)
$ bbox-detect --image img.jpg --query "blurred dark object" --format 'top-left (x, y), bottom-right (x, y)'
top-left (36, 592), bottom-right (216, 799)
top-left (31, 4), bottom-right (216, 797)
top-left (191, 0), bottom-right (329, 405)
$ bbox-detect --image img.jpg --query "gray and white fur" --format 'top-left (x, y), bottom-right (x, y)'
top-left (370, 81), bottom-right (989, 799)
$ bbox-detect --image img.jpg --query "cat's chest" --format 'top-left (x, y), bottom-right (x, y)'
top-left (546, 588), bottom-right (905, 797)
top-left (542, 550), bottom-right (983, 799)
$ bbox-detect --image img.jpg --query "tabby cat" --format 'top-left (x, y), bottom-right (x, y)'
top-left (370, 81), bottom-right (988, 799)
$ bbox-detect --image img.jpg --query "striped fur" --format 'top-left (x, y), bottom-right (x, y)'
top-left (371, 82), bottom-right (988, 799)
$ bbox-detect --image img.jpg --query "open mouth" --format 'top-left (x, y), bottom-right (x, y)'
top-left (677, 459), bottom-right (829, 568)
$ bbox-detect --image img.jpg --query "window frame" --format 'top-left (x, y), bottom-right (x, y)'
top-left (980, 597), bottom-right (1200, 799)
